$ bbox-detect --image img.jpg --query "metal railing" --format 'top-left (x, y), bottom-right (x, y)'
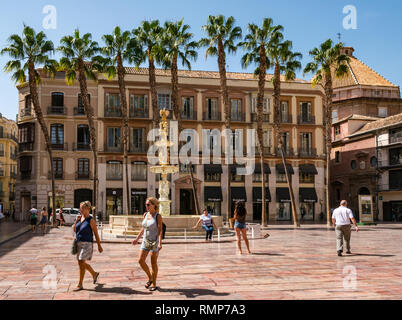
top-left (280, 114), bottom-right (293, 123)
top-left (298, 148), bottom-right (317, 157)
top-left (48, 171), bottom-right (64, 180)
top-left (0, 133), bottom-right (18, 143)
top-left (104, 144), bottom-right (123, 152)
top-left (73, 106), bottom-right (86, 116)
top-left (378, 159), bottom-right (402, 168)
top-left (180, 112), bottom-right (197, 120)
top-left (390, 134), bottom-right (402, 144)
top-left (129, 143), bottom-right (148, 154)
top-left (75, 171), bottom-right (93, 180)
top-left (73, 142), bottom-right (91, 151)
top-left (104, 107), bottom-right (122, 117)
top-left (129, 108), bottom-right (149, 118)
top-left (231, 113), bottom-right (245, 122)
top-left (297, 115), bottom-right (316, 124)
top-left (203, 112), bottom-right (221, 121)
top-left (276, 147), bottom-right (294, 157)
top-left (20, 108), bottom-right (33, 117)
top-left (47, 106), bottom-right (67, 115)
top-left (51, 142), bottom-right (68, 151)
top-left (19, 142), bottom-right (34, 152)
top-left (251, 113), bottom-right (270, 122)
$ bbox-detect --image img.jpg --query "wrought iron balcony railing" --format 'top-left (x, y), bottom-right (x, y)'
top-left (129, 143), bottom-right (148, 154)
top-left (203, 112), bottom-right (221, 121)
top-left (276, 147), bottom-right (294, 157)
top-left (251, 113), bottom-right (270, 122)
top-left (104, 107), bottom-right (122, 117)
top-left (47, 106), bottom-right (67, 115)
top-left (129, 108), bottom-right (149, 119)
top-left (74, 106), bottom-right (86, 116)
top-left (297, 115), bottom-right (316, 124)
top-left (51, 142), bottom-right (68, 151)
top-left (104, 144), bottom-right (123, 153)
top-left (48, 171), bottom-right (64, 180)
top-left (19, 142), bottom-right (34, 152)
top-left (75, 171), bottom-right (93, 180)
top-left (280, 114), bottom-right (293, 124)
top-left (298, 148), bottom-right (317, 157)
top-left (73, 142), bottom-right (91, 151)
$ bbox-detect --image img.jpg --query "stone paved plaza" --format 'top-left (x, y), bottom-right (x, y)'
top-left (0, 223), bottom-right (401, 300)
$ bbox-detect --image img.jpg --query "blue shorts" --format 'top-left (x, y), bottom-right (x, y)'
top-left (141, 239), bottom-right (159, 253)
top-left (234, 221), bottom-right (246, 229)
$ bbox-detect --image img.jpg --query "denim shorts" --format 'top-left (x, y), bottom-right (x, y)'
top-left (234, 221), bottom-right (246, 229)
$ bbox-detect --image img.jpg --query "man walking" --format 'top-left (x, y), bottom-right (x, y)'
top-left (332, 200), bottom-right (359, 256)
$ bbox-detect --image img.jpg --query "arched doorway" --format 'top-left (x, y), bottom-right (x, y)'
top-left (358, 187), bottom-right (370, 195)
top-left (74, 189), bottom-right (93, 209)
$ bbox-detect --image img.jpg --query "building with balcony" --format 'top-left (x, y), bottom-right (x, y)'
top-left (15, 67), bottom-right (326, 223)
top-left (0, 114), bottom-right (18, 214)
top-left (331, 113), bottom-right (402, 221)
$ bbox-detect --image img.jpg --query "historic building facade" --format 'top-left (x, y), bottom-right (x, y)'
top-left (15, 68), bottom-right (326, 223)
top-left (0, 114), bottom-right (18, 214)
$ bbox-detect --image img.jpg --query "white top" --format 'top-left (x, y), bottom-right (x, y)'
top-left (332, 206), bottom-right (354, 225)
top-left (200, 214), bottom-right (212, 227)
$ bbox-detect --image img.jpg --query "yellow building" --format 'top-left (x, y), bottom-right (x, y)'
top-left (0, 114), bottom-right (18, 214)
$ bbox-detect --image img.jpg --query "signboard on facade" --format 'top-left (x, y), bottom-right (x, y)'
top-left (359, 195), bottom-right (374, 223)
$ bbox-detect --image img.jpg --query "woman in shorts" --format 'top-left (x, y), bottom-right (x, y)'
top-left (233, 201), bottom-right (251, 254)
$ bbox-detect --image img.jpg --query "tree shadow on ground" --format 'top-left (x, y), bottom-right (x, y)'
top-left (85, 283), bottom-right (152, 295)
top-left (158, 287), bottom-right (229, 299)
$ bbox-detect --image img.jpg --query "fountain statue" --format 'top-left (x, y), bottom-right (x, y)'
top-left (150, 109), bottom-right (179, 216)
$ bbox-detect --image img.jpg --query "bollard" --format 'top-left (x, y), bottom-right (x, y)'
top-left (252, 227), bottom-right (255, 239)
top-left (218, 228), bottom-right (221, 242)
top-left (184, 228), bottom-right (187, 241)
top-left (124, 226), bottom-right (127, 241)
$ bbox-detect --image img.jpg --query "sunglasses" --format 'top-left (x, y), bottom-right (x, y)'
top-left (146, 203), bottom-right (152, 207)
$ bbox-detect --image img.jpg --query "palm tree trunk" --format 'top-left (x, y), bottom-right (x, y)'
top-left (324, 72), bottom-right (333, 228)
top-left (28, 61), bottom-right (56, 227)
top-left (217, 39), bottom-right (231, 224)
top-left (78, 59), bottom-right (98, 217)
top-left (117, 53), bottom-right (130, 216)
top-left (273, 62), bottom-right (299, 227)
top-left (257, 44), bottom-right (267, 227)
top-left (148, 49), bottom-right (159, 128)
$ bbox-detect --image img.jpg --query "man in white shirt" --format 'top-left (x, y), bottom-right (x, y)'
top-left (332, 200), bottom-right (359, 256)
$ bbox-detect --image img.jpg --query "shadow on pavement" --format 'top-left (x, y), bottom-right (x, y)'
top-left (88, 283), bottom-right (152, 295)
top-left (158, 288), bottom-right (230, 298)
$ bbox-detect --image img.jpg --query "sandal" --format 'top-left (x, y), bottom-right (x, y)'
top-left (145, 280), bottom-right (153, 289)
top-left (93, 272), bottom-right (100, 284)
top-left (149, 286), bottom-right (159, 291)
top-left (73, 285), bottom-right (83, 292)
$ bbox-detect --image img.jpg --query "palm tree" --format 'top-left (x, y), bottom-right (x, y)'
top-left (303, 39), bottom-right (349, 228)
top-left (57, 29), bottom-right (102, 215)
top-left (1, 26), bottom-right (58, 226)
top-left (240, 18), bottom-right (283, 227)
top-left (102, 26), bottom-right (142, 216)
top-left (133, 20), bottom-right (163, 127)
top-left (267, 33), bottom-right (302, 228)
top-left (160, 19), bottom-right (199, 215)
top-left (199, 15), bottom-right (242, 224)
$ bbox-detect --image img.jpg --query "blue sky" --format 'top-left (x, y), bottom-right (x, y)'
top-left (0, 0), bottom-right (401, 120)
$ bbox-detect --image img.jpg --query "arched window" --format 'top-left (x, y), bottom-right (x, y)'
top-left (350, 160), bottom-right (357, 170)
top-left (370, 156), bottom-right (377, 167)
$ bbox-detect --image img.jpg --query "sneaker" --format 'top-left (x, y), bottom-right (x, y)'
top-left (337, 251), bottom-right (342, 257)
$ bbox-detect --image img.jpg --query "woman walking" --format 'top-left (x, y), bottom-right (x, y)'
top-left (132, 197), bottom-right (163, 292)
top-left (233, 201), bottom-right (251, 254)
top-left (72, 201), bottom-right (103, 291)
top-left (30, 210), bottom-right (37, 233)
top-left (193, 209), bottom-right (217, 241)
top-left (39, 207), bottom-right (48, 234)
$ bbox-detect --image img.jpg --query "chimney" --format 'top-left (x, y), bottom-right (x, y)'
top-left (340, 46), bottom-right (354, 57)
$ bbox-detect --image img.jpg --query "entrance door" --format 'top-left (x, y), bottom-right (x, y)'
top-left (253, 202), bottom-right (269, 222)
top-left (180, 189), bottom-right (194, 215)
top-left (74, 189), bottom-right (93, 209)
top-left (21, 195), bottom-right (31, 221)
top-left (131, 192), bottom-right (146, 215)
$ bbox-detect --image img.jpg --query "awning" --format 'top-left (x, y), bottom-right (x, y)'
top-left (299, 188), bottom-right (318, 203)
top-left (131, 189), bottom-right (147, 196)
top-left (253, 187), bottom-right (271, 202)
top-left (231, 187), bottom-right (247, 202)
top-left (276, 188), bottom-right (291, 202)
top-left (299, 164), bottom-right (318, 175)
top-left (276, 163), bottom-right (294, 175)
top-left (254, 163), bottom-right (271, 174)
top-left (204, 186), bottom-right (223, 202)
top-left (204, 164), bottom-right (223, 174)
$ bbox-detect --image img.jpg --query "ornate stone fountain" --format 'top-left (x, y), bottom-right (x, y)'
top-left (150, 109), bottom-right (179, 216)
